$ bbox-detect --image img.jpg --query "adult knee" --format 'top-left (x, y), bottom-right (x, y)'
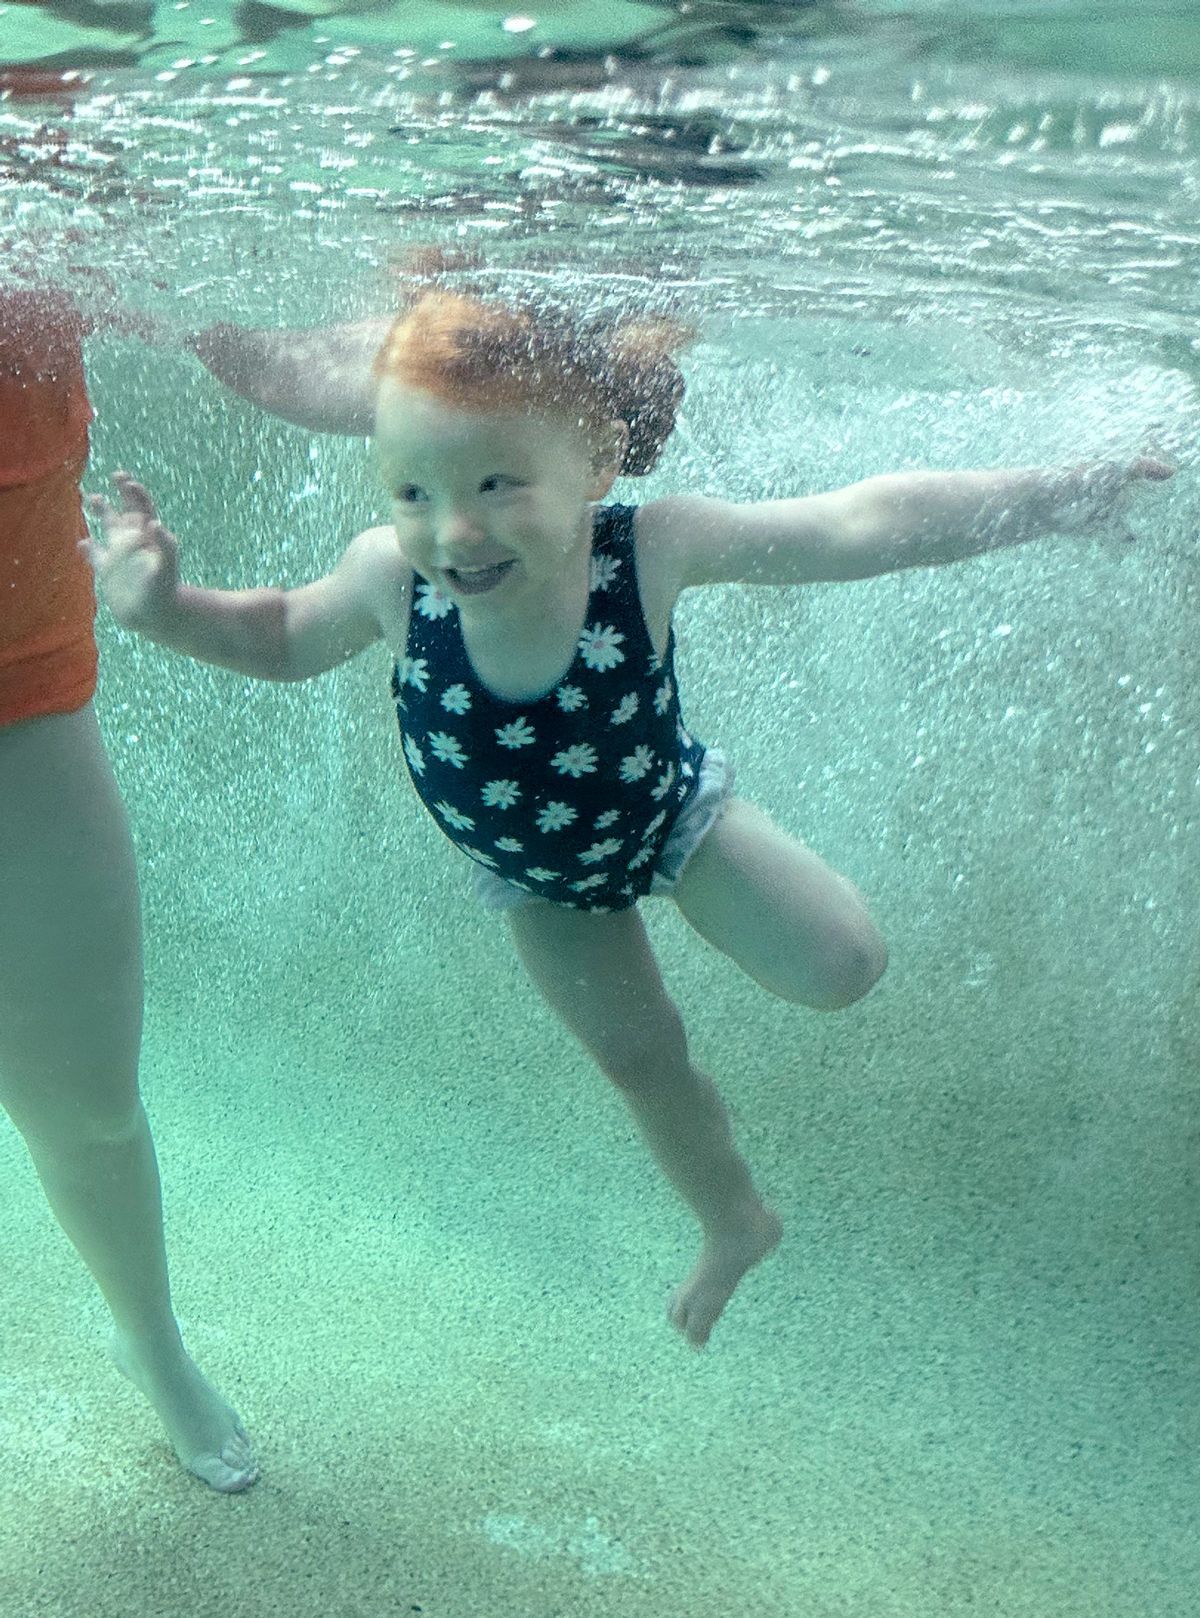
top-left (15, 1095), bottom-right (145, 1156)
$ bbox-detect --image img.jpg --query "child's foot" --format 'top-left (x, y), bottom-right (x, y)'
top-left (668, 1205), bottom-right (782, 1349)
top-left (111, 1332), bottom-right (260, 1492)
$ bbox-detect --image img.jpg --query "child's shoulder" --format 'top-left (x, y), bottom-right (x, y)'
top-left (628, 495), bottom-right (729, 643)
top-left (632, 493), bottom-right (736, 599)
top-left (634, 492), bottom-right (730, 542)
top-left (343, 523), bottom-right (405, 575)
top-left (332, 523), bottom-right (409, 602)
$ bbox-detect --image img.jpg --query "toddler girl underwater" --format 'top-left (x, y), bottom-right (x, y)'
top-left (89, 288), bottom-right (1170, 1348)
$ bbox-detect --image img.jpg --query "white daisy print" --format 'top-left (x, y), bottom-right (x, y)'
top-left (525, 865), bottom-right (561, 883)
top-left (642, 809), bottom-right (667, 841)
top-left (552, 742), bottom-right (598, 779)
top-left (403, 735), bottom-right (425, 777)
top-left (579, 837), bottom-right (623, 866)
top-left (589, 553), bottom-right (621, 591)
top-left (536, 801), bottom-right (577, 834)
top-left (619, 745), bottom-right (654, 783)
top-left (594, 808), bottom-right (621, 829)
top-left (496, 717), bottom-right (536, 750)
top-left (434, 800), bottom-right (475, 832)
top-left (610, 692), bottom-right (639, 726)
top-left (460, 844), bottom-right (498, 868)
top-left (399, 655), bottom-right (430, 693)
top-left (578, 623), bottom-right (626, 672)
top-left (570, 873), bottom-right (607, 893)
top-left (654, 677), bottom-right (674, 715)
top-left (429, 731), bottom-right (468, 769)
top-left (481, 778), bottom-right (521, 809)
top-left (495, 836), bottom-right (524, 853)
top-left (555, 683), bottom-right (587, 713)
top-left (627, 845), bottom-right (655, 870)
top-left (441, 683), bottom-right (471, 714)
top-left (651, 763), bottom-right (677, 801)
top-left (415, 582), bottom-right (454, 619)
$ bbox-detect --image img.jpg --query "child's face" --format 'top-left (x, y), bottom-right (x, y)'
top-left (375, 381), bottom-right (618, 614)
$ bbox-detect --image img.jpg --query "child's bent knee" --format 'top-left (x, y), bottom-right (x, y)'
top-left (808, 925), bottom-right (888, 1011)
top-left (766, 917), bottom-right (886, 1010)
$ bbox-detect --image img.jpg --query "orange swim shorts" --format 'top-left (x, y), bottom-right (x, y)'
top-left (0, 449), bottom-right (98, 727)
top-left (1, 291), bottom-right (98, 727)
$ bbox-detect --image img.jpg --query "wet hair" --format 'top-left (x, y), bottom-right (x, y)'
top-left (373, 287), bottom-right (693, 477)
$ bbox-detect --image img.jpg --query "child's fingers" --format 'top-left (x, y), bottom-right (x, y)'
top-left (84, 492), bottom-right (135, 542)
top-left (75, 532), bottom-right (134, 569)
top-left (110, 471), bottom-right (160, 519)
top-left (83, 492), bottom-right (168, 560)
top-left (84, 494), bottom-right (120, 550)
top-left (149, 520), bottom-right (179, 559)
top-left (1128, 455), bottom-right (1175, 482)
top-left (1088, 456), bottom-right (1173, 546)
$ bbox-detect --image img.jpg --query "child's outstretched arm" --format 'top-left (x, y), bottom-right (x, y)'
top-left (651, 457), bottom-right (1175, 589)
top-left (188, 320), bottom-right (389, 434)
top-left (86, 473), bottom-right (386, 679)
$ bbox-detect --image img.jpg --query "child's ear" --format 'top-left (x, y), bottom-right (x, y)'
top-left (587, 420), bottom-right (628, 498)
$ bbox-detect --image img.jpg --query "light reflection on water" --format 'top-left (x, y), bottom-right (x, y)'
top-left (1, 48), bottom-right (1197, 357)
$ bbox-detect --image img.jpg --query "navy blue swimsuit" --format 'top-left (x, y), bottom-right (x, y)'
top-left (393, 503), bottom-right (707, 911)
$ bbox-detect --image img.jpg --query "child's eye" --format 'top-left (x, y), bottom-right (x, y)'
top-left (480, 474), bottom-right (521, 494)
top-left (393, 485), bottom-right (428, 505)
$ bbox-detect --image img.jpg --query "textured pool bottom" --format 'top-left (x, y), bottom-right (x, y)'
top-left (0, 903), bottom-right (1196, 1618)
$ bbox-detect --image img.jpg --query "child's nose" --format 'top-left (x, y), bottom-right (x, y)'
top-left (437, 508), bottom-right (486, 550)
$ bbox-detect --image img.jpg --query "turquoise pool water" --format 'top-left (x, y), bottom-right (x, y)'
top-left (2, 6), bottom-right (1198, 1616)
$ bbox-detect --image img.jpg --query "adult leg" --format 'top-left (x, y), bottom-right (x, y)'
top-left (0, 704), bottom-right (257, 1491)
top-left (507, 901), bottom-right (780, 1348)
top-left (673, 798), bottom-right (887, 1008)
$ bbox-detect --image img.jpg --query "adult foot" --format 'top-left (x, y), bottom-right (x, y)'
top-left (111, 1332), bottom-right (260, 1492)
top-left (668, 1205), bottom-right (782, 1349)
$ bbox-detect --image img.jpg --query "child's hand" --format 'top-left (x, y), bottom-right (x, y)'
top-left (1052, 455), bottom-right (1175, 541)
top-left (84, 473), bottom-right (182, 631)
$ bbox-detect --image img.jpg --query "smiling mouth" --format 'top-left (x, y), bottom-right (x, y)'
top-left (443, 560), bottom-right (515, 595)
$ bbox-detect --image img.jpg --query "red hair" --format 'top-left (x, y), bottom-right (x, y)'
top-left (374, 289), bottom-right (692, 476)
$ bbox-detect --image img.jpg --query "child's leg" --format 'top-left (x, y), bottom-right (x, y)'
top-left (507, 901), bottom-right (780, 1348)
top-left (672, 798), bottom-right (887, 1009)
top-left (0, 704), bottom-right (257, 1492)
